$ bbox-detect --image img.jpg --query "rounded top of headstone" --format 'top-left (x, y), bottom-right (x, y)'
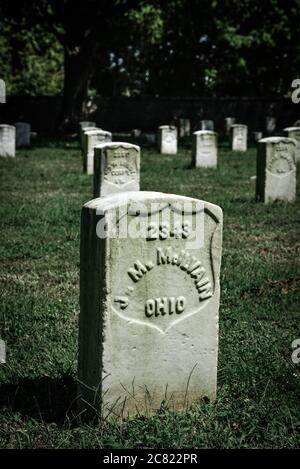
top-left (193, 130), bottom-right (216, 135)
top-left (83, 127), bottom-right (98, 133)
top-left (259, 136), bottom-right (296, 144)
top-left (79, 121), bottom-right (96, 128)
top-left (83, 191), bottom-right (222, 219)
top-left (84, 129), bottom-right (109, 136)
top-left (283, 127), bottom-right (300, 132)
top-left (94, 141), bottom-right (140, 151)
top-left (158, 125), bottom-right (177, 130)
top-left (0, 124), bottom-right (15, 129)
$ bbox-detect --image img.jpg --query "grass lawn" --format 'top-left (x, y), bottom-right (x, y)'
top-left (0, 135), bottom-right (299, 448)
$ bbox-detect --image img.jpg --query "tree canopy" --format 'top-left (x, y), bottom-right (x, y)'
top-left (0, 0), bottom-right (299, 128)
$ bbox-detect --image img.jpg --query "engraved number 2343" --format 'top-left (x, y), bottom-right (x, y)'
top-left (147, 221), bottom-right (192, 240)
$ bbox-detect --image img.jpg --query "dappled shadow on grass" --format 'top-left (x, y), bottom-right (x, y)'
top-left (0, 374), bottom-right (77, 425)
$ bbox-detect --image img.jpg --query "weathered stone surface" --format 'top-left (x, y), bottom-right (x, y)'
top-left (200, 120), bottom-right (214, 131)
top-left (0, 125), bottom-right (16, 157)
top-left (192, 131), bottom-right (217, 168)
top-left (0, 339), bottom-right (5, 364)
top-left (78, 191), bottom-right (223, 419)
top-left (15, 122), bottom-right (31, 147)
top-left (179, 118), bottom-right (191, 137)
top-left (283, 127), bottom-right (300, 162)
top-left (230, 124), bottom-right (248, 152)
top-left (256, 137), bottom-right (296, 203)
top-left (83, 129), bottom-right (112, 174)
top-left (93, 142), bottom-right (140, 197)
top-left (225, 117), bottom-right (235, 135)
top-left (158, 126), bottom-right (177, 154)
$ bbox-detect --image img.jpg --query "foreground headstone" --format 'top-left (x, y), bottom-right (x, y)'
top-left (256, 137), bottom-right (296, 203)
top-left (200, 120), bottom-right (214, 131)
top-left (78, 191), bottom-right (223, 418)
top-left (192, 131), bottom-right (217, 168)
top-left (93, 142), bottom-right (140, 197)
top-left (179, 118), bottom-right (191, 137)
top-left (225, 117), bottom-right (235, 135)
top-left (231, 124), bottom-right (247, 152)
top-left (83, 129), bottom-right (112, 174)
top-left (283, 127), bottom-right (300, 162)
top-left (15, 122), bottom-right (31, 147)
top-left (158, 126), bottom-right (177, 154)
top-left (0, 339), bottom-right (5, 364)
top-left (0, 125), bottom-right (16, 157)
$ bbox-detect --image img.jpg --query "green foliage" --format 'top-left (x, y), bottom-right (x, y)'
top-left (0, 137), bottom-right (299, 448)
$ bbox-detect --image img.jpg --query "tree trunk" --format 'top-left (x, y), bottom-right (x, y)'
top-left (58, 42), bottom-right (96, 133)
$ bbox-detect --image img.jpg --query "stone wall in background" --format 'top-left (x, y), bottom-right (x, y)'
top-left (0, 96), bottom-right (298, 134)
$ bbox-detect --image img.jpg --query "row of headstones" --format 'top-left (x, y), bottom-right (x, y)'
top-left (0, 123), bottom-right (32, 157)
top-left (174, 116), bottom-right (295, 137)
top-left (80, 121), bottom-right (299, 204)
top-left (135, 116), bottom-right (291, 140)
top-left (77, 117), bottom-right (298, 419)
top-left (78, 121), bottom-right (222, 418)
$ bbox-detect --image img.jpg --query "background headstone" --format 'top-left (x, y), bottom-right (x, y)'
top-left (231, 124), bottom-right (248, 152)
top-left (93, 142), bottom-right (140, 197)
top-left (0, 124), bottom-right (16, 157)
top-left (78, 191), bottom-right (223, 418)
top-left (179, 118), bottom-right (191, 137)
top-left (79, 121), bottom-right (97, 149)
top-left (144, 133), bottom-right (156, 143)
top-left (192, 130), bottom-right (217, 168)
top-left (265, 116), bottom-right (276, 134)
top-left (0, 339), bottom-right (5, 364)
top-left (283, 127), bottom-right (300, 162)
top-left (132, 129), bottom-right (142, 138)
top-left (200, 120), bottom-right (214, 131)
top-left (253, 131), bottom-right (263, 142)
top-left (83, 129), bottom-right (112, 174)
top-left (15, 122), bottom-right (31, 147)
top-left (256, 137), bottom-right (296, 203)
top-left (225, 117), bottom-right (235, 135)
top-left (158, 126), bottom-right (177, 154)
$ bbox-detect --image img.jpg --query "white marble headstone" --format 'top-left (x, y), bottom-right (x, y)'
top-left (256, 137), bottom-right (296, 203)
top-left (225, 117), bottom-right (235, 135)
top-left (231, 124), bottom-right (248, 152)
top-left (283, 127), bottom-right (300, 162)
top-left (179, 119), bottom-right (191, 137)
top-left (78, 191), bottom-right (223, 418)
top-left (15, 122), bottom-right (31, 147)
top-left (253, 131), bottom-right (263, 142)
top-left (0, 125), bottom-right (16, 157)
top-left (200, 120), bottom-right (214, 131)
top-left (158, 126), bottom-right (177, 154)
top-left (192, 131), bottom-right (217, 168)
top-left (265, 116), bottom-right (276, 134)
top-left (83, 129), bottom-right (112, 174)
top-left (0, 339), bottom-right (5, 364)
top-left (93, 142), bottom-right (140, 197)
